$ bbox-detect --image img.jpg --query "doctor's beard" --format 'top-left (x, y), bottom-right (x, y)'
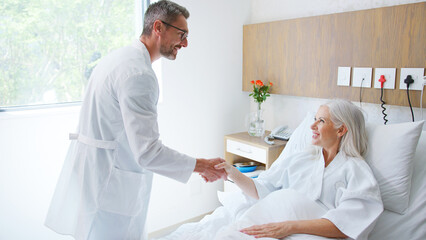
top-left (160, 43), bottom-right (181, 60)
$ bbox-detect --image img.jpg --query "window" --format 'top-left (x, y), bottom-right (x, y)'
top-left (0, 0), bottom-right (149, 109)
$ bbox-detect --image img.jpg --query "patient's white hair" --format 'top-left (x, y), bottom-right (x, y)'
top-left (322, 99), bottom-right (368, 159)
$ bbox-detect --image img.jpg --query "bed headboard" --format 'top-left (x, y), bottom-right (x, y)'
top-left (242, 2), bottom-right (425, 107)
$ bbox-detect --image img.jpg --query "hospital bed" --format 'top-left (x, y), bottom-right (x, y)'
top-left (159, 114), bottom-right (426, 240)
top-left (277, 114), bottom-right (426, 240)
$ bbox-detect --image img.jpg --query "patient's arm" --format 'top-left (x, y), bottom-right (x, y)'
top-left (240, 218), bottom-right (348, 239)
top-left (215, 162), bottom-right (259, 199)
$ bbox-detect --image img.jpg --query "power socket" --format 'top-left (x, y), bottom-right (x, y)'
top-left (399, 68), bottom-right (425, 90)
top-left (352, 67), bottom-right (372, 88)
top-left (374, 68), bottom-right (396, 89)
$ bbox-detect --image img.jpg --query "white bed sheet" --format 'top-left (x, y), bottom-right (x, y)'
top-left (155, 191), bottom-right (251, 240)
top-left (158, 189), bottom-right (338, 240)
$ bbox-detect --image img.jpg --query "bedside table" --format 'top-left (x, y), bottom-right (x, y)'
top-left (224, 131), bottom-right (287, 170)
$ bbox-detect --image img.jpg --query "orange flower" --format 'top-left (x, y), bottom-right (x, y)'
top-left (249, 79), bottom-right (272, 104)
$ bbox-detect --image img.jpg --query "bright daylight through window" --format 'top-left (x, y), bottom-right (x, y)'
top-left (0, 0), bottom-right (145, 109)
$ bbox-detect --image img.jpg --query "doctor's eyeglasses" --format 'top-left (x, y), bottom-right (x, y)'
top-left (160, 20), bottom-right (188, 41)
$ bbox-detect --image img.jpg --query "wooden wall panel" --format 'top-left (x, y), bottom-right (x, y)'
top-left (243, 3), bottom-right (426, 107)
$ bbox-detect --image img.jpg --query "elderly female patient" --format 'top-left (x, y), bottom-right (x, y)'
top-left (162, 99), bottom-right (383, 240)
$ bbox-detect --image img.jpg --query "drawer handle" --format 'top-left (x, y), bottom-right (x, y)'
top-left (236, 147), bottom-right (252, 154)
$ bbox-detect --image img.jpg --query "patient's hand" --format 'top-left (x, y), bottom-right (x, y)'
top-left (214, 161), bottom-right (239, 179)
top-left (240, 222), bottom-right (293, 239)
top-left (195, 158), bottom-right (227, 182)
top-left (241, 219), bottom-right (348, 239)
top-left (215, 161), bottom-right (259, 199)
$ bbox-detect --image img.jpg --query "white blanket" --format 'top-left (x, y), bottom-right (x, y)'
top-left (158, 189), bottom-right (337, 240)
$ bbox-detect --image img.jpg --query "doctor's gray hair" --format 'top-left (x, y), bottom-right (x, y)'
top-left (323, 99), bottom-right (368, 159)
top-left (142, 0), bottom-right (190, 37)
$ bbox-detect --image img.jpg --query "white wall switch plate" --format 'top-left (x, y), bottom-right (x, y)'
top-left (337, 67), bottom-right (351, 86)
top-left (352, 67), bottom-right (372, 88)
top-left (399, 68), bottom-right (425, 90)
top-left (373, 68), bottom-right (396, 89)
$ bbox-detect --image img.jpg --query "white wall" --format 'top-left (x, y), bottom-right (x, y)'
top-left (0, 0), bottom-right (250, 239)
top-left (147, 0), bottom-right (251, 232)
top-left (251, 0), bottom-right (424, 23)
top-left (249, 0), bottom-right (426, 131)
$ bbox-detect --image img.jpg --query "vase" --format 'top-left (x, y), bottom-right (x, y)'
top-left (248, 102), bottom-right (265, 137)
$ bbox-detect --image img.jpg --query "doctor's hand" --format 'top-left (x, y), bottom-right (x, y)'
top-left (195, 158), bottom-right (227, 182)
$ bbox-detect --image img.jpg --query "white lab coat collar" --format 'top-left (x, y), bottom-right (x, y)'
top-left (131, 39), bottom-right (152, 67)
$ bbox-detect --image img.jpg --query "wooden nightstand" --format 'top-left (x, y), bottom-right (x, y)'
top-left (224, 131), bottom-right (287, 170)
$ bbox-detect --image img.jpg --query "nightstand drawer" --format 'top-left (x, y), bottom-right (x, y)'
top-left (226, 139), bottom-right (266, 164)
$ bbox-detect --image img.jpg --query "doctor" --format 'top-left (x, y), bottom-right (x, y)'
top-left (45, 1), bottom-right (226, 239)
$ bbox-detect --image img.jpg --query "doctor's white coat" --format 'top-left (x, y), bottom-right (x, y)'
top-left (45, 40), bottom-right (196, 240)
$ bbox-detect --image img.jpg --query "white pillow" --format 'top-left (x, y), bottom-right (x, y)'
top-left (365, 120), bottom-right (424, 214)
top-left (278, 111), bottom-right (314, 159)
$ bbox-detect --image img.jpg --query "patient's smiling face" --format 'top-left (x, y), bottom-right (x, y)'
top-left (310, 106), bottom-right (341, 150)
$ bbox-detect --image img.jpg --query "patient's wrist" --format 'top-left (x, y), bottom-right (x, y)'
top-left (228, 166), bottom-right (244, 180)
top-left (228, 166), bottom-right (238, 178)
top-left (285, 221), bottom-right (297, 235)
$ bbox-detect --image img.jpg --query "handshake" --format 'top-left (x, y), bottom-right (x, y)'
top-left (194, 158), bottom-right (228, 182)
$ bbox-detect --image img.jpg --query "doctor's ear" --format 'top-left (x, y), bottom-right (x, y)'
top-left (337, 124), bottom-right (348, 137)
top-left (153, 20), bottom-right (163, 36)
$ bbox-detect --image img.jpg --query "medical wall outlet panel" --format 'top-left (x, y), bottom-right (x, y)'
top-left (374, 68), bottom-right (396, 89)
top-left (399, 68), bottom-right (425, 91)
top-left (337, 67), bottom-right (351, 86)
top-left (352, 67), bottom-right (372, 88)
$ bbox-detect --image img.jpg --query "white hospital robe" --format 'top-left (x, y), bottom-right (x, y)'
top-left (253, 148), bottom-right (384, 240)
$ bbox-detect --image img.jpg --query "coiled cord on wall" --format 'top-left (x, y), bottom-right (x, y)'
top-left (378, 75), bottom-right (388, 125)
top-left (380, 87), bottom-right (388, 125)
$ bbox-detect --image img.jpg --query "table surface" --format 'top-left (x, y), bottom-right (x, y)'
top-left (225, 131), bottom-right (287, 149)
